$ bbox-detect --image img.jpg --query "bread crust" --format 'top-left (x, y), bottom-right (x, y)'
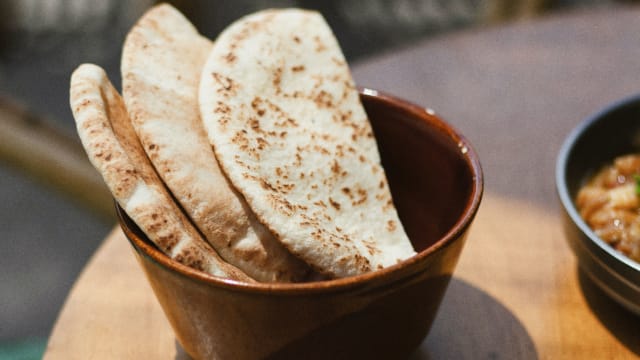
top-left (121, 4), bottom-right (313, 282)
top-left (199, 9), bottom-right (415, 278)
top-left (70, 63), bottom-right (253, 282)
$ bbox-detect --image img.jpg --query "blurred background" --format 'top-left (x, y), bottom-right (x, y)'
top-left (0, 0), bottom-right (636, 358)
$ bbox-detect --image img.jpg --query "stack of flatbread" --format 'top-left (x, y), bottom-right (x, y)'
top-left (70, 4), bottom-right (415, 283)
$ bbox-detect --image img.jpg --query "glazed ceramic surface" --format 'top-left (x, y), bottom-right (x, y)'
top-left (556, 93), bottom-right (640, 316)
top-left (118, 89), bottom-right (483, 359)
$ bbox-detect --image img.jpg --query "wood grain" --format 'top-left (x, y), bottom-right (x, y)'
top-left (45, 5), bottom-right (640, 359)
top-left (45, 228), bottom-right (177, 359)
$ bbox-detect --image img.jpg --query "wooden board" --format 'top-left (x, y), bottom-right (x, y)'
top-left (45, 5), bottom-right (640, 359)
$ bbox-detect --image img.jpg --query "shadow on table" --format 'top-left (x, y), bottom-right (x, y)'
top-left (175, 341), bottom-right (190, 360)
top-left (412, 278), bottom-right (538, 360)
top-left (578, 269), bottom-right (640, 356)
top-left (173, 278), bottom-right (537, 359)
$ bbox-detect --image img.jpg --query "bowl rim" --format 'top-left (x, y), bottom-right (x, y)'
top-left (555, 92), bottom-right (640, 274)
top-left (119, 87), bottom-right (484, 295)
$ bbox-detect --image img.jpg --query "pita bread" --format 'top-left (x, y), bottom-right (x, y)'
top-left (199, 9), bottom-right (416, 278)
top-left (70, 63), bottom-right (253, 282)
top-left (121, 4), bottom-right (312, 282)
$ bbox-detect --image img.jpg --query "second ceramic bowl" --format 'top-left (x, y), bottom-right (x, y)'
top-left (556, 93), bottom-right (640, 315)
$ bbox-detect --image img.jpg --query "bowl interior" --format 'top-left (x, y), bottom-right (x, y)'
top-left (364, 90), bottom-right (480, 253)
top-left (120, 89), bottom-right (483, 286)
top-left (561, 95), bottom-right (640, 200)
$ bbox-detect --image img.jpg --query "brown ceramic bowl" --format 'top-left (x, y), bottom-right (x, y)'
top-left (117, 88), bottom-right (483, 359)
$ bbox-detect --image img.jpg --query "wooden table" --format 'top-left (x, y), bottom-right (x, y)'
top-left (45, 6), bottom-right (640, 359)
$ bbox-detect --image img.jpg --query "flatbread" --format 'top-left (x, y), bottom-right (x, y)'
top-left (199, 9), bottom-right (416, 278)
top-left (70, 63), bottom-right (253, 282)
top-left (121, 4), bottom-right (312, 282)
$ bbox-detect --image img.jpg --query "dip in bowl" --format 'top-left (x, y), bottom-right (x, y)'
top-left (117, 89), bottom-right (483, 359)
top-left (556, 93), bottom-right (640, 316)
